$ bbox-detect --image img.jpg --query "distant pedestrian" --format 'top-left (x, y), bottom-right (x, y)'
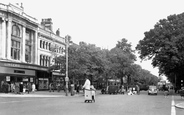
top-left (19, 82), bottom-right (23, 94)
top-left (163, 85), bottom-right (169, 97)
top-left (136, 85), bottom-right (140, 95)
top-left (76, 83), bottom-right (80, 94)
top-left (49, 83), bottom-right (54, 92)
top-left (32, 83), bottom-right (36, 93)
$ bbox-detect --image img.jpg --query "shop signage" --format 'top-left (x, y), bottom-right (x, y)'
top-left (23, 78), bottom-right (28, 81)
top-left (0, 61), bottom-right (47, 71)
top-left (6, 76), bottom-right (10, 81)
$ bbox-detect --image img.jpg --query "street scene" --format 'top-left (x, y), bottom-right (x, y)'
top-left (1, 0), bottom-right (184, 115)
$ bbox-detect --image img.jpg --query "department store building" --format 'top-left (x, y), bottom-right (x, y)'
top-left (0, 3), bottom-right (66, 91)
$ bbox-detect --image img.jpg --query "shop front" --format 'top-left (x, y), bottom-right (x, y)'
top-left (0, 66), bottom-right (36, 92)
top-left (52, 71), bottom-right (65, 90)
top-left (0, 61), bottom-right (49, 92)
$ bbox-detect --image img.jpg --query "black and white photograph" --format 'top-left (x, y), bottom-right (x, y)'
top-left (0, 0), bottom-right (184, 115)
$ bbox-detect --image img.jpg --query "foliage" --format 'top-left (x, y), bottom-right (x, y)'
top-left (51, 37), bottom-right (159, 86)
top-left (136, 12), bottom-right (184, 83)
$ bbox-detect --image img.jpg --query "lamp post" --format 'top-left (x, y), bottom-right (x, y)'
top-left (65, 35), bottom-right (70, 96)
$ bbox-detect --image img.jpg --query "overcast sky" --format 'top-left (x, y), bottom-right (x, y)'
top-left (2, 0), bottom-right (184, 78)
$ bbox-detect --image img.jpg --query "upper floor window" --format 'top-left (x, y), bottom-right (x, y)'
top-left (12, 25), bottom-right (20, 37)
top-left (11, 40), bottom-right (20, 60)
top-left (40, 40), bottom-right (42, 48)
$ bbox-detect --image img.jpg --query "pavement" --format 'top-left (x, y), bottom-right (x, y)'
top-left (0, 90), bottom-right (85, 98)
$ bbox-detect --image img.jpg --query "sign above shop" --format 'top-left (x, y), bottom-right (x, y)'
top-left (0, 61), bottom-right (47, 71)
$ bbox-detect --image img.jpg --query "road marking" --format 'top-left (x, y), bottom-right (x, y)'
top-left (171, 96), bottom-right (176, 115)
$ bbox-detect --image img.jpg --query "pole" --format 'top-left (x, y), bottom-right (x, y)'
top-left (65, 35), bottom-right (70, 96)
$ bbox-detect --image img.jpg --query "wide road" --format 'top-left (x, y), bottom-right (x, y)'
top-left (0, 91), bottom-right (183, 115)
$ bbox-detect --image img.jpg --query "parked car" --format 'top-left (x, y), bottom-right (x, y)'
top-left (148, 85), bottom-right (158, 95)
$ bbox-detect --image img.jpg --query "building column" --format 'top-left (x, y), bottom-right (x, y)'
top-left (22, 26), bottom-right (26, 62)
top-left (0, 18), bottom-right (6, 59)
top-left (7, 20), bottom-right (12, 59)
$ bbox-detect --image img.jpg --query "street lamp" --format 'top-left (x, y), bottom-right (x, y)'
top-left (65, 35), bottom-right (70, 96)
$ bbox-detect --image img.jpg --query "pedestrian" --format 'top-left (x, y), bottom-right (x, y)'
top-left (19, 82), bottom-right (23, 94)
top-left (76, 83), bottom-right (80, 94)
top-left (57, 83), bottom-right (61, 92)
top-left (27, 82), bottom-right (31, 94)
top-left (49, 83), bottom-right (54, 92)
top-left (163, 85), bottom-right (169, 98)
top-left (32, 83), bottom-right (36, 93)
top-left (90, 84), bottom-right (96, 101)
top-left (136, 85), bottom-right (140, 95)
top-left (127, 87), bottom-right (133, 95)
top-left (82, 76), bottom-right (91, 98)
top-left (70, 81), bottom-right (75, 96)
top-left (15, 82), bottom-right (20, 94)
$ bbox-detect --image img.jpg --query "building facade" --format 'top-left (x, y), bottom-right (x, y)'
top-left (0, 3), bottom-right (66, 91)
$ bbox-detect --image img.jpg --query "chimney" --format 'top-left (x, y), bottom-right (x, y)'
top-left (41, 18), bottom-right (53, 31)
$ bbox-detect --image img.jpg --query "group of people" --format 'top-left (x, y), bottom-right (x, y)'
top-left (1, 81), bottom-right (36, 94)
top-left (127, 85), bottom-right (140, 95)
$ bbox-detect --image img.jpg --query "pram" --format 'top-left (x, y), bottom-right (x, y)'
top-left (84, 89), bottom-right (95, 103)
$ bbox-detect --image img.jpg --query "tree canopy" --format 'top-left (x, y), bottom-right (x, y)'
top-left (136, 12), bottom-right (184, 84)
top-left (50, 38), bottom-right (159, 87)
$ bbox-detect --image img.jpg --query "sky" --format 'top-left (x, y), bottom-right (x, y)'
top-left (2, 0), bottom-right (184, 78)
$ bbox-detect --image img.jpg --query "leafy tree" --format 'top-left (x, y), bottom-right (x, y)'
top-left (136, 12), bottom-right (184, 85)
top-left (109, 38), bottom-right (136, 85)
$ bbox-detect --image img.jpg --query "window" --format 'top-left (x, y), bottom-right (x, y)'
top-left (25, 30), bottom-right (32, 63)
top-left (59, 47), bottom-right (61, 53)
top-left (46, 42), bottom-right (48, 49)
top-left (40, 55), bottom-right (43, 66)
top-left (12, 25), bottom-right (20, 37)
top-left (40, 40), bottom-right (42, 48)
top-left (11, 40), bottom-right (20, 60)
top-left (43, 41), bottom-right (45, 49)
top-left (49, 43), bottom-right (51, 50)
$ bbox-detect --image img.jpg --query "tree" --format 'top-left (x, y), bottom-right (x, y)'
top-left (136, 12), bottom-right (184, 84)
top-left (109, 38), bottom-right (136, 85)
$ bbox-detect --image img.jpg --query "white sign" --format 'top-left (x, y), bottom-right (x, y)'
top-left (6, 76), bottom-right (10, 81)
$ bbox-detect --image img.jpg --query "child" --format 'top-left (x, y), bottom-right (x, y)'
top-left (90, 85), bottom-right (96, 102)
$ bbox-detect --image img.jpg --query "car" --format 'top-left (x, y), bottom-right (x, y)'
top-left (148, 85), bottom-right (158, 95)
